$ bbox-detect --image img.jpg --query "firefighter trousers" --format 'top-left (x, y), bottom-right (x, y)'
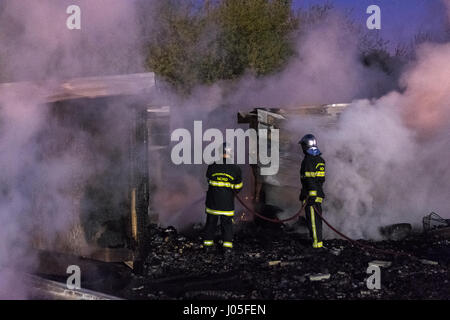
top-left (305, 204), bottom-right (323, 248)
top-left (203, 213), bottom-right (233, 249)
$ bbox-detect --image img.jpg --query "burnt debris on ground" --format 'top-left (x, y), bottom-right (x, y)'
top-left (117, 222), bottom-right (450, 300)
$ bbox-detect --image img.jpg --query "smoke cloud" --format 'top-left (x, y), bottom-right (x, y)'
top-left (0, 0), bottom-right (449, 300)
top-left (0, 0), bottom-right (146, 298)
top-left (154, 10), bottom-right (396, 229)
top-left (0, 0), bottom-right (144, 82)
top-left (225, 13), bottom-right (396, 107)
top-left (320, 40), bottom-right (450, 239)
top-left (158, 2), bottom-right (450, 241)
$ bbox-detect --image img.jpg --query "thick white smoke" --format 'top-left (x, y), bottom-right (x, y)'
top-left (0, 87), bottom-right (48, 298)
top-left (0, 0), bottom-right (146, 298)
top-left (320, 40), bottom-right (450, 239)
top-left (154, 10), bottom-right (396, 229)
top-left (0, 1), bottom-right (448, 301)
top-left (0, 0), bottom-right (144, 82)
top-left (218, 12), bottom-right (397, 109)
top-left (158, 2), bottom-right (450, 240)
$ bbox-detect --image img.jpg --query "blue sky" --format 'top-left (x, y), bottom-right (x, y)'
top-left (293, 0), bottom-right (449, 49)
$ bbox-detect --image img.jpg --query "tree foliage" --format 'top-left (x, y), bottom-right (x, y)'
top-left (143, 1), bottom-right (409, 96)
top-left (145, 0), bottom-right (298, 93)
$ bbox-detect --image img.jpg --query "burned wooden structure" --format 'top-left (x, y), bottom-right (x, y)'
top-left (0, 73), bottom-right (170, 268)
top-left (237, 104), bottom-right (349, 224)
top-left (423, 212), bottom-right (450, 239)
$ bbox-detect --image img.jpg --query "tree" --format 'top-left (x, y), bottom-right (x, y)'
top-left (216, 0), bottom-right (297, 77)
top-left (145, 0), bottom-right (298, 93)
top-left (145, 1), bottom-right (207, 93)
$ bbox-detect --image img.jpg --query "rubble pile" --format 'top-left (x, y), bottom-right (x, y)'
top-left (120, 223), bottom-right (450, 300)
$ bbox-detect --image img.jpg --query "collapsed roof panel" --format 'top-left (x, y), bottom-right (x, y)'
top-left (0, 72), bottom-right (156, 103)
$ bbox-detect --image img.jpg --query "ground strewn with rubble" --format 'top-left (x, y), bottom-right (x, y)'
top-left (117, 224), bottom-right (450, 300)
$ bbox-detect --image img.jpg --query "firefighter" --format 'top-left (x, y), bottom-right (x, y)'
top-left (203, 143), bottom-right (243, 254)
top-left (299, 134), bottom-right (326, 249)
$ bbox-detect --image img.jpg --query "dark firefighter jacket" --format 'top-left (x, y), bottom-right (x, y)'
top-left (300, 153), bottom-right (326, 202)
top-left (205, 163), bottom-right (243, 216)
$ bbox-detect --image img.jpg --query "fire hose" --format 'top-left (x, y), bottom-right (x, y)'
top-left (185, 188), bottom-right (419, 260)
top-left (310, 204), bottom-right (419, 260)
top-left (234, 193), bottom-right (420, 261)
top-left (235, 193), bottom-right (308, 224)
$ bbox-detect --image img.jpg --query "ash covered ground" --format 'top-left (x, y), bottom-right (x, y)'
top-left (117, 223), bottom-right (450, 300)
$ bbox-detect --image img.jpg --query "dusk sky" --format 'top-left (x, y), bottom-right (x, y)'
top-left (293, 0), bottom-right (449, 50)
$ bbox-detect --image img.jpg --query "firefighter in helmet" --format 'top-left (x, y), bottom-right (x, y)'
top-left (203, 143), bottom-right (243, 253)
top-left (299, 134), bottom-right (326, 249)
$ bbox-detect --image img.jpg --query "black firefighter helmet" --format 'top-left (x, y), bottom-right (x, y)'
top-left (299, 134), bottom-right (317, 152)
